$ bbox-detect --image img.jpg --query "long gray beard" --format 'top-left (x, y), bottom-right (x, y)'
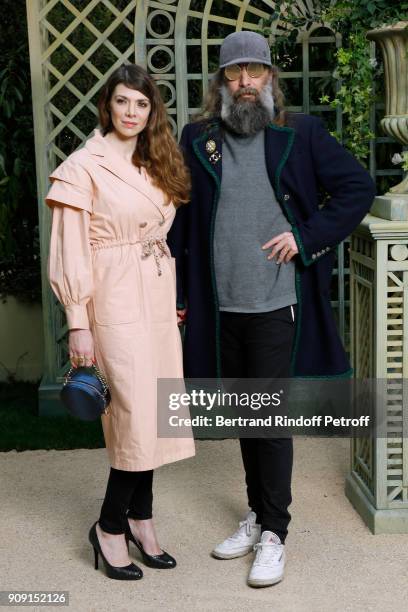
top-left (220, 80), bottom-right (276, 136)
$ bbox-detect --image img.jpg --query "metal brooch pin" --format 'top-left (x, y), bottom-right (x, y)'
top-left (206, 139), bottom-right (216, 153)
top-left (209, 151), bottom-right (221, 164)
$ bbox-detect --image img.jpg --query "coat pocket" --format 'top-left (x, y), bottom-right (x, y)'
top-left (92, 256), bottom-right (141, 325)
top-left (143, 256), bottom-right (176, 323)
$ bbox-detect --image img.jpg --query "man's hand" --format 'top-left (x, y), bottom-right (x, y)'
top-left (69, 329), bottom-right (95, 367)
top-left (176, 308), bottom-right (187, 326)
top-left (262, 231), bottom-right (299, 264)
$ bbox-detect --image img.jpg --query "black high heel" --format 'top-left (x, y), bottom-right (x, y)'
top-left (125, 521), bottom-right (176, 569)
top-left (89, 522), bottom-right (143, 580)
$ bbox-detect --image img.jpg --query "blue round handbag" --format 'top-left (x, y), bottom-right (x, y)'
top-left (60, 364), bottom-right (111, 421)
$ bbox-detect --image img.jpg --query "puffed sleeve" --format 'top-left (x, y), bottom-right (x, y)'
top-left (45, 157), bottom-right (94, 330)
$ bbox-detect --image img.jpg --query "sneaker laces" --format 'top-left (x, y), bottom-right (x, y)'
top-left (253, 541), bottom-right (283, 566)
top-left (230, 517), bottom-right (254, 540)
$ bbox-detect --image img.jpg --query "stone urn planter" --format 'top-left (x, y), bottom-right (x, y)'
top-left (367, 21), bottom-right (408, 218)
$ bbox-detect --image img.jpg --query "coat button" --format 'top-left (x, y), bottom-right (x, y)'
top-left (139, 222), bottom-right (147, 228)
top-left (283, 194), bottom-right (290, 201)
top-left (312, 254), bottom-right (317, 260)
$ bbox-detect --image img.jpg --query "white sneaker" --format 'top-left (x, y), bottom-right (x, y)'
top-left (212, 511), bottom-right (261, 559)
top-left (247, 531), bottom-right (285, 587)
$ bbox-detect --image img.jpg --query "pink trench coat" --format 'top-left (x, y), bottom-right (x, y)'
top-left (46, 129), bottom-right (195, 471)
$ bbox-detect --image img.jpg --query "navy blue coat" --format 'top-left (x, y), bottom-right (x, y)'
top-left (167, 114), bottom-right (376, 378)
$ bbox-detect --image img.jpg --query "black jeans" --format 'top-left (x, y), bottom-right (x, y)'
top-left (220, 305), bottom-right (296, 543)
top-left (98, 467), bottom-right (153, 535)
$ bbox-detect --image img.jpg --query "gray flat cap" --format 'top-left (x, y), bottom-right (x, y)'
top-left (219, 31), bottom-right (272, 68)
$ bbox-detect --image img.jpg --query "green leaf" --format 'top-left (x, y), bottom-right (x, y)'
top-left (13, 158), bottom-right (21, 176)
top-left (12, 87), bottom-right (23, 103)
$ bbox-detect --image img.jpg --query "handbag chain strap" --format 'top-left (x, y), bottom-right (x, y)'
top-left (64, 363), bottom-right (109, 396)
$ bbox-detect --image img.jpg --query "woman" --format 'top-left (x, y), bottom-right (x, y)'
top-left (46, 64), bottom-right (195, 580)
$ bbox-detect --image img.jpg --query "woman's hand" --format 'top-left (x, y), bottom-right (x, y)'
top-left (177, 308), bottom-right (187, 326)
top-left (69, 329), bottom-right (95, 367)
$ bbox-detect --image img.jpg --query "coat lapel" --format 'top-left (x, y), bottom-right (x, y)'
top-left (192, 120), bottom-right (295, 197)
top-left (265, 123), bottom-right (295, 201)
top-left (192, 121), bottom-right (223, 189)
top-left (85, 130), bottom-right (166, 214)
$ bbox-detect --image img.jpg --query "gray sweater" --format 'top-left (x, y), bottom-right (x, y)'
top-left (214, 129), bottom-right (297, 312)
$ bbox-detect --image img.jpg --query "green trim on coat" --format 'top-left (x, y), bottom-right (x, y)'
top-left (293, 367), bottom-right (354, 380)
top-left (192, 122), bottom-right (350, 381)
top-left (192, 131), bottom-right (221, 190)
top-left (291, 225), bottom-right (315, 267)
top-left (266, 124), bottom-right (302, 376)
top-left (268, 123), bottom-right (314, 267)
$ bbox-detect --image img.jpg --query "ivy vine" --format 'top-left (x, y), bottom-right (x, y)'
top-left (261, 0), bottom-right (408, 166)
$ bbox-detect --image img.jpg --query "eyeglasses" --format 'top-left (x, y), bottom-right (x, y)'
top-left (224, 62), bottom-right (266, 81)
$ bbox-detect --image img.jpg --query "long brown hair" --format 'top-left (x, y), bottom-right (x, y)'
top-left (194, 65), bottom-right (287, 126)
top-left (98, 64), bottom-right (190, 206)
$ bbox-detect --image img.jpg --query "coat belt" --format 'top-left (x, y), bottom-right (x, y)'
top-left (90, 236), bottom-right (169, 276)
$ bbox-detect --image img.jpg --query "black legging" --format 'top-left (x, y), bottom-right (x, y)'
top-left (98, 467), bottom-right (153, 534)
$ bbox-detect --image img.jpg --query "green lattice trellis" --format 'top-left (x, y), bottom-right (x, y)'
top-left (347, 221), bottom-right (408, 530)
top-left (26, 0), bottom-right (397, 409)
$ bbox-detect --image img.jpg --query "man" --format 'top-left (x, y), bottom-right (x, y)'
top-left (168, 31), bottom-right (375, 587)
